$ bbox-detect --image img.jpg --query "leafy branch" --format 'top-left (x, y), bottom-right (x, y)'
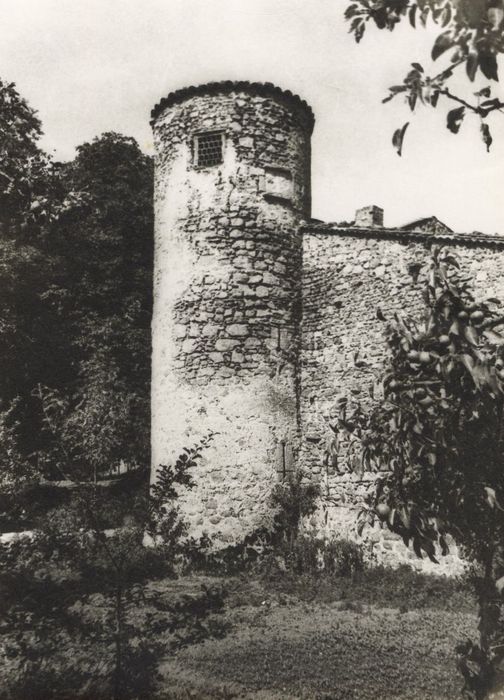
top-left (338, 246), bottom-right (504, 698)
top-left (346, 0), bottom-right (504, 153)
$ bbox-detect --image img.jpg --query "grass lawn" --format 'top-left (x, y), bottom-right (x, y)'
top-left (0, 565), bottom-right (483, 699)
top-left (158, 574), bottom-right (477, 700)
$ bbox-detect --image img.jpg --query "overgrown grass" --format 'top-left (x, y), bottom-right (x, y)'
top-left (190, 534), bottom-right (474, 613)
top-left (1, 527), bottom-right (476, 699)
top-left (262, 563), bottom-right (473, 612)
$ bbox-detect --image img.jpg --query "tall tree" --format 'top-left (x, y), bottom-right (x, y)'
top-left (0, 77), bottom-right (49, 229)
top-left (0, 78), bottom-right (154, 489)
top-left (40, 133), bottom-right (154, 479)
top-left (0, 78), bottom-right (65, 501)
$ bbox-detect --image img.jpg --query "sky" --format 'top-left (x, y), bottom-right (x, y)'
top-left (1, 0), bottom-right (503, 233)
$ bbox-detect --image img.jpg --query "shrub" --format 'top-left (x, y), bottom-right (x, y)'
top-left (181, 528), bottom-right (273, 577)
top-left (181, 470), bottom-right (321, 577)
top-left (283, 536), bottom-right (364, 577)
top-left (0, 437), bottom-right (226, 699)
top-left (251, 535), bottom-right (364, 581)
top-left (270, 470), bottom-right (320, 547)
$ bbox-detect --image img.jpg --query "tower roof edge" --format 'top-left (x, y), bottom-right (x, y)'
top-left (151, 80), bottom-right (315, 133)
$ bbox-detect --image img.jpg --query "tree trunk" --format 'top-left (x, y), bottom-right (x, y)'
top-left (113, 583), bottom-right (124, 700)
top-left (474, 552), bottom-right (498, 700)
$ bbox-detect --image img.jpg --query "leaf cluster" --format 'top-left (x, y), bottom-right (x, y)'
top-left (346, 1), bottom-right (504, 153)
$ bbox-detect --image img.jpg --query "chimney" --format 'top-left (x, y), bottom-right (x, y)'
top-left (355, 205), bottom-right (384, 228)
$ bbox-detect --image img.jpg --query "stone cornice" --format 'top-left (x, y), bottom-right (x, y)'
top-left (300, 223), bottom-right (504, 248)
top-left (151, 81), bottom-right (315, 133)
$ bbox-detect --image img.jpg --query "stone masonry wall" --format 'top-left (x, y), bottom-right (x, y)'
top-left (151, 85), bottom-right (312, 546)
top-left (300, 227), bottom-right (504, 573)
top-left (151, 82), bottom-right (504, 573)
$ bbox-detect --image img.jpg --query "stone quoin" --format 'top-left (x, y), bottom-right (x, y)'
top-left (151, 81), bottom-right (504, 572)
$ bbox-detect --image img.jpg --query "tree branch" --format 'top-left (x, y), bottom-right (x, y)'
top-left (439, 88), bottom-right (504, 118)
top-left (431, 58), bottom-right (466, 84)
top-left (439, 88), bottom-right (481, 114)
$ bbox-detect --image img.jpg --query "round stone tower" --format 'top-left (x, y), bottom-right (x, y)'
top-left (151, 81), bottom-right (313, 545)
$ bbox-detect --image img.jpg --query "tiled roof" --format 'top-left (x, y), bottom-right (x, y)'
top-left (401, 216), bottom-right (453, 233)
top-left (151, 81), bottom-right (315, 132)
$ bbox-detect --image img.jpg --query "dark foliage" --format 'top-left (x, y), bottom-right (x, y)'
top-left (33, 132), bottom-right (154, 482)
top-left (0, 440), bottom-right (227, 699)
top-left (0, 76), bottom-right (153, 503)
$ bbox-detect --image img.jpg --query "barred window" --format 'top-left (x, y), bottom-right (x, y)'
top-left (194, 132), bottom-right (223, 167)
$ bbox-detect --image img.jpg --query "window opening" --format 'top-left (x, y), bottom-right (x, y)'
top-left (194, 132), bottom-right (223, 167)
top-left (276, 440), bottom-right (294, 481)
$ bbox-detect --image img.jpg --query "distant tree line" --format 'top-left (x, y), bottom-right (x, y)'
top-left (0, 78), bottom-right (153, 526)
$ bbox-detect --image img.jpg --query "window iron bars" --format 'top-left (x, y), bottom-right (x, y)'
top-left (195, 132), bottom-right (223, 167)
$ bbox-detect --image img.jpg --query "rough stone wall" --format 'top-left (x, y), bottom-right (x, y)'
top-left (299, 227), bottom-right (504, 573)
top-left (151, 82), bottom-right (504, 573)
top-left (151, 87), bottom-right (312, 546)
